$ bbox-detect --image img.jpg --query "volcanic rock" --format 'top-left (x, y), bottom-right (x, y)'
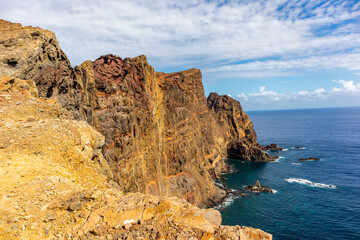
top-left (207, 93), bottom-right (274, 162)
top-left (0, 76), bottom-right (272, 239)
top-left (0, 20), bottom-right (84, 119)
top-left (1, 19), bottom-right (275, 208)
top-left (261, 143), bottom-right (283, 151)
top-left (243, 180), bottom-right (273, 193)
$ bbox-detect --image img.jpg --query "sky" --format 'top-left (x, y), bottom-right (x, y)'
top-left (1, 0), bottom-right (360, 110)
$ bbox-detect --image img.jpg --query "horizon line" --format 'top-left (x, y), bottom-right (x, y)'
top-left (246, 105), bottom-right (360, 112)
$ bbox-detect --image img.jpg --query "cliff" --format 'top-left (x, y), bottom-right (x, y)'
top-left (0, 19), bottom-right (273, 209)
top-left (207, 93), bottom-right (273, 161)
top-left (0, 76), bottom-right (272, 239)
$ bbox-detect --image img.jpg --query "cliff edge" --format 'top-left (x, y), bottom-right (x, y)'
top-left (0, 19), bottom-right (274, 209)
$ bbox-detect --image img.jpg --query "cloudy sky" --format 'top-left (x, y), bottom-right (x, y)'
top-left (1, 0), bottom-right (360, 110)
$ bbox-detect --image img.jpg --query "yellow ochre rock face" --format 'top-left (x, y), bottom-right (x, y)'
top-left (0, 76), bottom-right (112, 239)
top-left (0, 76), bottom-right (272, 239)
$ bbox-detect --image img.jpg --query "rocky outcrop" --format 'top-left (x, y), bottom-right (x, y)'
top-left (0, 20), bottom-right (274, 208)
top-left (0, 76), bottom-right (272, 240)
top-left (208, 93), bottom-right (274, 161)
top-left (260, 143), bottom-right (283, 151)
top-left (243, 180), bottom-right (274, 193)
top-left (0, 20), bottom-right (85, 119)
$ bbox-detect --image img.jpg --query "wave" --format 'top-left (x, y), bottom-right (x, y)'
top-left (285, 178), bottom-right (336, 189)
top-left (213, 181), bottom-right (225, 189)
top-left (291, 147), bottom-right (306, 150)
top-left (282, 148), bottom-right (289, 151)
top-left (212, 191), bottom-right (240, 210)
top-left (299, 158), bottom-right (321, 162)
top-left (292, 163), bottom-right (301, 165)
top-left (272, 189), bottom-right (278, 193)
top-left (270, 156), bottom-right (284, 163)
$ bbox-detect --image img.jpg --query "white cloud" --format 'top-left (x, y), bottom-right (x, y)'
top-left (237, 80), bottom-right (360, 104)
top-left (259, 86), bottom-right (266, 93)
top-left (314, 88), bottom-right (325, 94)
top-left (247, 86), bottom-right (283, 101)
top-left (333, 80), bottom-right (360, 92)
top-left (205, 52), bottom-right (360, 78)
top-left (237, 93), bottom-right (248, 101)
top-left (297, 91), bottom-right (309, 96)
top-left (0, 0), bottom-right (359, 73)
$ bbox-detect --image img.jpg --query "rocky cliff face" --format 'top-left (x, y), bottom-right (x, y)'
top-left (0, 20), bottom-right (84, 119)
top-left (0, 20), bottom-right (273, 208)
top-left (207, 92), bottom-right (272, 161)
top-left (0, 76), bottom-right (272, 240)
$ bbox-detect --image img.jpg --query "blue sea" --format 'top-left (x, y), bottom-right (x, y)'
top-left (216, 107), bottom-right (360, 240)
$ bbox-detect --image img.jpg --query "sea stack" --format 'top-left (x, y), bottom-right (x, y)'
top-left (244, 180), bottom-right (274, 193)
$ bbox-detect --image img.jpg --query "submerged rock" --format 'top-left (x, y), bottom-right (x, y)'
top-left (298, 157), bottom-right (320, 161)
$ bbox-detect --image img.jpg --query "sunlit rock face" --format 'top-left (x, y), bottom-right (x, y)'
top-left (0, 19), bottom-right (273, 208)
top-left (0, 75), bottom-right (272, 240)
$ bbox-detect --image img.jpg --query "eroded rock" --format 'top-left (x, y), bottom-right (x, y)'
top-left (260, 143), bottom-right (283, 151)
top-left (243, 180), bottom-right (274, 193)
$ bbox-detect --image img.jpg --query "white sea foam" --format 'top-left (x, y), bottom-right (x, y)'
top-left (272, 189), bottom-right (278, 193)
top-left (282, 148), bottom-right (289, 151)
top-left (271, 156), bottom-right (284, 163)
top-left (292, 163), bottom-right (301, 165)
top-left (291, 147), bottom-right (306, 150)
top-left (213, 181), bottom-right (225, 189)
top-left (285, 178), bottom-right (336, 189)
top-left (212, 191), bottom-right (239, 210)
top-left (299, 158), bottom-right (321, 162)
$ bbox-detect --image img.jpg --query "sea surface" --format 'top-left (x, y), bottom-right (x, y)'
top-left (216, 107), bottom-right (360, 240)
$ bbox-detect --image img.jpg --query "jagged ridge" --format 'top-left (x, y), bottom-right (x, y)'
top-left (0, 19), bottom-right (274, 208)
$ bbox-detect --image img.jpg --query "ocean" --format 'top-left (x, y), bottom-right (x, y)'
top-left (215, 107), bottom-right (360, 240)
